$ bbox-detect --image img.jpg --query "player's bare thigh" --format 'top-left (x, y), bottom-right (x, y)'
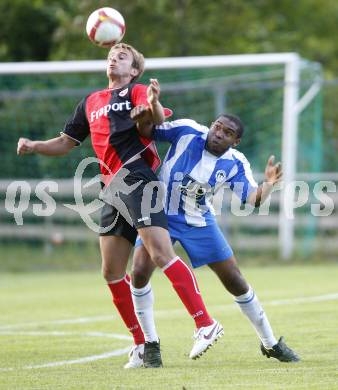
top-left (100, 235), bottom-right (133, 281)
top-left (137, 226), bottom-right (176, 267)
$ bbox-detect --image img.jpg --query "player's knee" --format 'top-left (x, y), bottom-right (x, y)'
top-left (149, 252), bottom-right (165, 267)
top-left (131, 266), bottom-right (151, 288)
top-left (214, 265), bottom-right (248, 295)
top-left (101, 265), bottom-right (124, 282)
top-left (148, 248), bottom-right (176, 267)
top-left (227, 271), bottom-right (249, 296)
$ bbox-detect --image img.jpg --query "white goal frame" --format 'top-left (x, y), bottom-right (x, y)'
top-left (0, 53), bottom-right (322, 259)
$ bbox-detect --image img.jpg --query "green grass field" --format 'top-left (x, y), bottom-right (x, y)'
top-left (1, 265), bottom-right (338, 390)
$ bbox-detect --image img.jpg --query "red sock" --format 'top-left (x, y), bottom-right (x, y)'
top-left (163, 257), bottom-right (213, 328)
top-left (107, 274), bottom-right (145, 345)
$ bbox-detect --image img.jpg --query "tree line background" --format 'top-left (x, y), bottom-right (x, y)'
top-left (0, 0), bottom-right (337, 77)
top-left (0, 0), bottom-right (337, 175)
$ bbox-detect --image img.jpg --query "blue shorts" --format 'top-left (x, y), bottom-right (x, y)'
top-left (135, 220), bottom-right (233, 268)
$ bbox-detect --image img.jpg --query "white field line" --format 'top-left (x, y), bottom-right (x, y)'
top-left (0, 331), bottom-right (132, 340)
top-left (0, 332), bottom-right (132, 372)
top-left (262, 292), bottom-right (338, 305)
top-left (0, 315), bottom-right (114, 330)
top-left (195, 292), bottom-right (338, 316)
top-left (0, 347), bottom-right (131, 372)
top-left (0, 292), bottom-right (337, 372)
top-left (1, 292), bottom-right (337, 331)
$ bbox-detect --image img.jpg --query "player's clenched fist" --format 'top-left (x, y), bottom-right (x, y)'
top-left (17, 138), bottom-right (35, 155)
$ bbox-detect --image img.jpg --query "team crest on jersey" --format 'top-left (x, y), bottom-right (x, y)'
top-left (119, 88), bottom-right (128, 97)
top-left (215, 170), bottom-right (226, 183)
top-left (179, 175), bottom-right (210, 201)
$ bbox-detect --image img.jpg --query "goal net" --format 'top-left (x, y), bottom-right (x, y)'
top-left (0, 54), bottom-right (324, 258)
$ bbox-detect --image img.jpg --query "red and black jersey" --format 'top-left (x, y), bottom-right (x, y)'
top-left (62, 82), bottom-right (171, 184)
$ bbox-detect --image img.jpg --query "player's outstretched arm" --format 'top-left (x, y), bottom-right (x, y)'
top-left (247, 155), bottom-right (282, 207)
top-left (17, 134), bottom-right (77, 156)
top-left (146, 78), bottom-right (165, 125)
top-left (131, 79), bottom-right (166, 138)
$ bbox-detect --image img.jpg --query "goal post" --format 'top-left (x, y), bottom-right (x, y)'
top-left (0, 53), bottom-right (323, 259)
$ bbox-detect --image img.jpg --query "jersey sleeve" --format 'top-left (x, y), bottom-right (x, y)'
top-left (61, 97), bottom-right (89, 144)
top-left (131, 84), bottom-right (148, 106)
top-left (228, 153), bottom-right (258, 203)
top-left (153, 119), bottom-right (205, 143)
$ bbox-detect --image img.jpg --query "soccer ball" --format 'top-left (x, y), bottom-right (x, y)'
top-left (86, 7), bottom-right (126, 48)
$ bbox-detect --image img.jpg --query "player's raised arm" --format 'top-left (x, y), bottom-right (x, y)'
top-left (131, 78), bottom-right (166, 138)
top-left (17, 134), bottom-right (77, 156)
top-left (147, 78), bottom-right (165, 125)
top-left (247, 155), bottom-right (282, 207)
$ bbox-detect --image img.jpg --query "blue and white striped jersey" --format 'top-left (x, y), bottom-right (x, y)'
top-left (153, 119), bottom-right (258, 227)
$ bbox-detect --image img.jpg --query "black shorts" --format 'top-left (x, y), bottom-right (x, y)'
top-left (99, 158), bottom-right (168, 244)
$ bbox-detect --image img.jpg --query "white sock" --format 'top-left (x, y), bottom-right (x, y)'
top-left (131, 282), bottom-right (159, 343)
top-left (235, 287), bottom-right (277, 349)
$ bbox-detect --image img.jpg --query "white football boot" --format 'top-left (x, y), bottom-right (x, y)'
top-left (123, 344), bottom-right (144, 368)
top-left (189, 319), bottom-right (224, 359)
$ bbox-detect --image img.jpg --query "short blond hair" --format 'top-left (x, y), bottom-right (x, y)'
top-left (108, 43), bottom-right (145, 81)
